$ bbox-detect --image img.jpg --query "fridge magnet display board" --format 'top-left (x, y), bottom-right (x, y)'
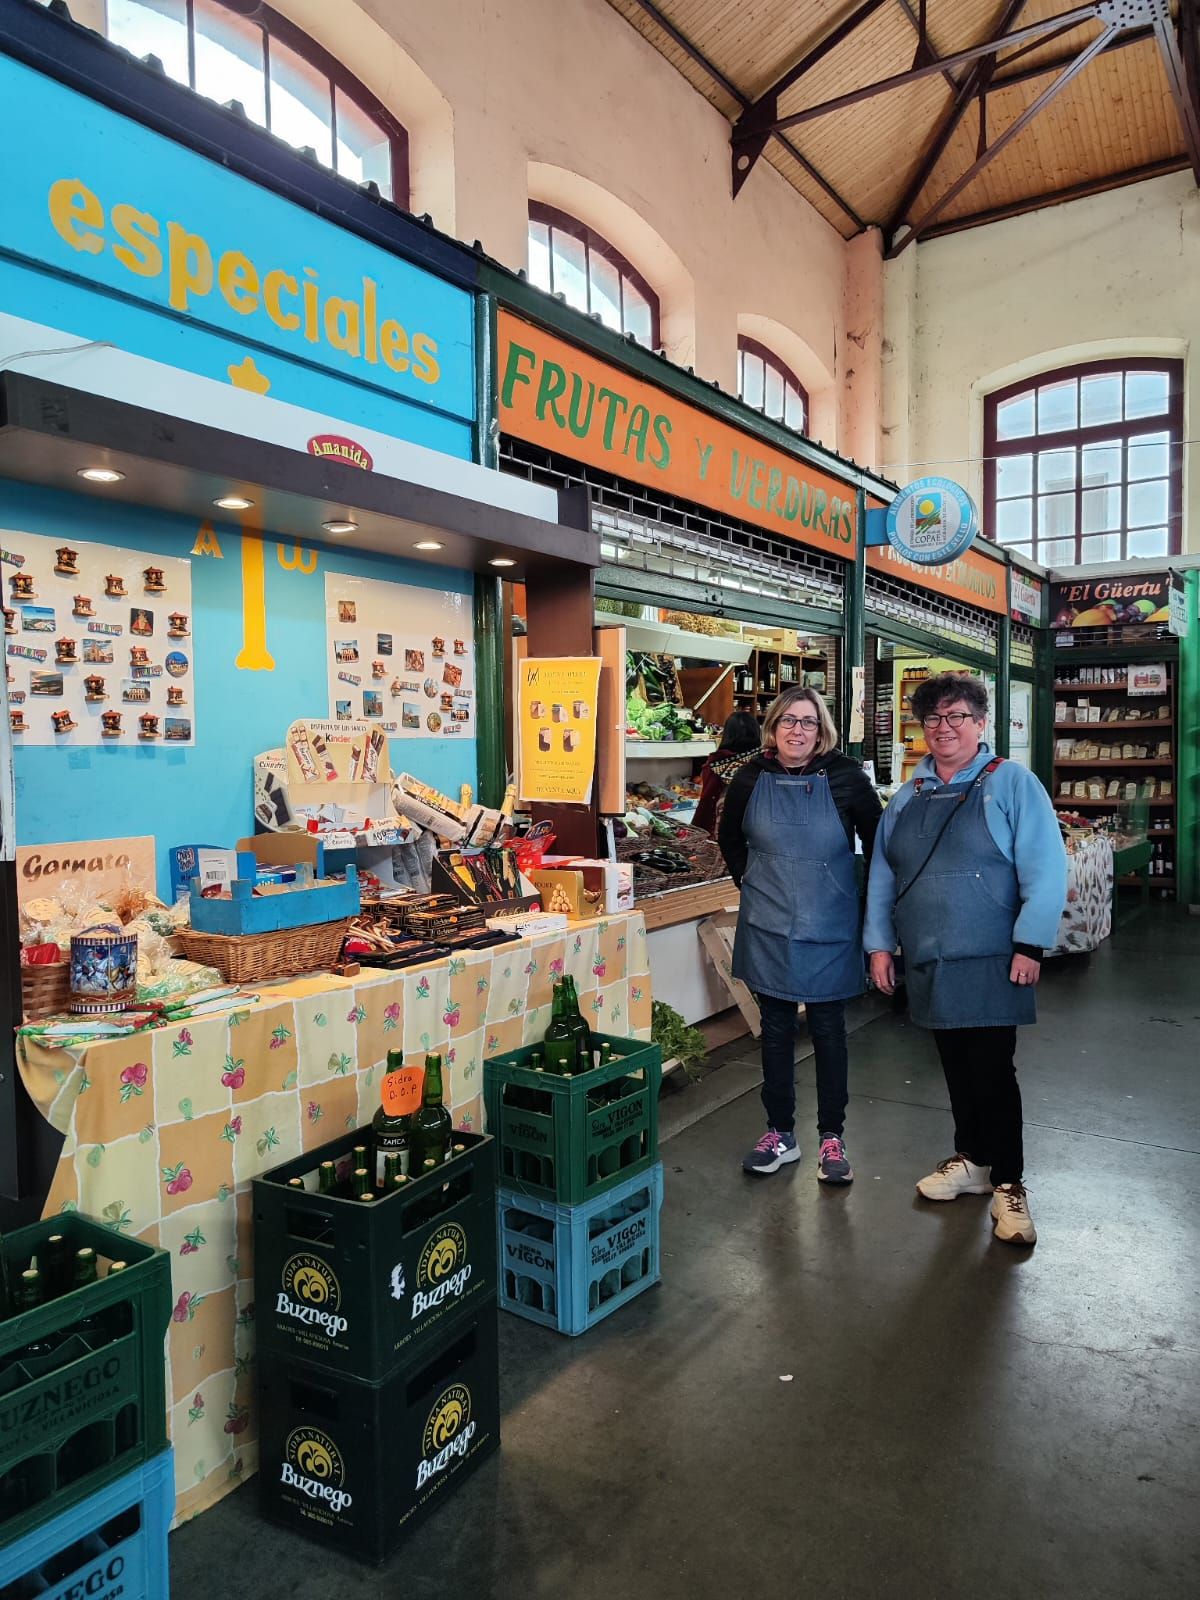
top-left (324, 573), bottom-right (475, 740)
top-left (3, 529), bottom-right (194, 746)
top-left (518, 657), bottom-right (602, 805)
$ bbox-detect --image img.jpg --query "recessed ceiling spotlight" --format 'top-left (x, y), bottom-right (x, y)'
top-left (488, 557), bottom-right (517, 568)
top-left (413, 539), bottom-right (444, 551)
top-left (77, 466), bottom-right (125, 483)
top-left (322, 519), bottom-right (359, 535)
top-left (214, 494), bottom-right (255, 510)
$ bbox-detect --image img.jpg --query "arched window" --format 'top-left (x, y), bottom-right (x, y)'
top-left (527, 204), bottom-right (660, 347)
top-left (984, 359), bottom-right (1183, 564)
top-left (738, 337), bottom-right (808, 434)
top-left (89, 0), bottom-right (407, 201)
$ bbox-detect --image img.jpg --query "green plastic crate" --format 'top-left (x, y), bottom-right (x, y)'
top-left (0, 1214), bottom-right (171, 1548)
top-left (483, 1033), bottom-right (660, 1206)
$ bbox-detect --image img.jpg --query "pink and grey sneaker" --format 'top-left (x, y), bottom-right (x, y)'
top-left (742, 1129), bottom-right (801, 1175)
top-left (817, 1134), bottom-right (853, 1184)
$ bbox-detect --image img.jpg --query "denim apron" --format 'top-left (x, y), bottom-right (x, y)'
top-left (732, 768), bottom-right (864, 1003)
top-left (885, 763), bottom-right (1035, 1029)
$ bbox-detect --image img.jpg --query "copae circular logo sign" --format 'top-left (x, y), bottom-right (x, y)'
top-left (886, 477), bottom-right (978, 565)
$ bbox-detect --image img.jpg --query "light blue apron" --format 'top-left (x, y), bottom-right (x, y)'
top-left (732, 768), bottom-right (865, 1003)
top-left (886, 762), bottom-right (1036, 1029)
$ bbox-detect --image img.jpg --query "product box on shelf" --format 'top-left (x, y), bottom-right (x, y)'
top-left (483, 1035), bottom-right (661, 1207)
top-left (0, 1448), bottom-right (174, 1600)
top-left (257, 1298), bottom-right (499, 1564)
top-left (498, 1161), bottom-right (663, 1337)
top-left (187, 860), bottom-right (360, 936)
top-left (253, 1128), bottom-right (496, 1379)
top-left (0, 1216), bottom-right (171, 1547)
top-left (540, 857), bottom-right (635, 913)
top-left (168, 844), bottom-right (237, 900)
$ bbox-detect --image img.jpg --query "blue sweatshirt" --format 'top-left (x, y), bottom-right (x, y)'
top-left (863, 745), bottom-right (1068, 956)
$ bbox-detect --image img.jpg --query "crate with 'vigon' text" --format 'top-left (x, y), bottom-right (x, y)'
top-left (483, 1033), bottom-right (660, 1207)
top-left (498, 1161), bottom-right (663, 1336)
top-left (253, 1126), bottom-right (496, 1380)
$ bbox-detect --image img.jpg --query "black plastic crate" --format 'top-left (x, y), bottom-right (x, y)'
top-left (253, 1127), bottom-right (496, 1380)
top-left (0, 1214), bottom-right (171, 1548)
top-left (258, 1297), bottom-right (499, 1564)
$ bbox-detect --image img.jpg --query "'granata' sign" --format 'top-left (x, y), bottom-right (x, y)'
top-left (307, 434), bottom-right (373, 471)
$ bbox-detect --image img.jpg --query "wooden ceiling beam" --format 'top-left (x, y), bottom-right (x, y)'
top-left (917, 155), bottom-right (1192, 238)
top-left (1152, 0), bottom-right (1200, 181)
top-left (735, 4), bottom-right (1102, 138)
top-left (888, 22), bottom-right (1121, 254)
top-left (622, 0), bottom-right (865, 226)
top-left (884, 0), bottom-right (1028, 250)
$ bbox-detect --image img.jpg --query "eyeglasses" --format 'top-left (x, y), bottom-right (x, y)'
top-left (777, 715), bottom-right (820, 731)
top-left (921, 711), bottom-right (973, 729)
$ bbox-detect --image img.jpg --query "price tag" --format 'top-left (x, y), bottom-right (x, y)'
top-left (381, 1065), bottom-right (424, 1116)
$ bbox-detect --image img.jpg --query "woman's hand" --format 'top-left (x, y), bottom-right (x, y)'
top-left (1010, 954), bottom-right (1041, 987)
top-left (869, 951), bottom-right (895, 994)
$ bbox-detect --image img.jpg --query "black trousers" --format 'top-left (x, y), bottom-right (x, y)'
top-left (932, 1026), bottom-right (1023, 1186)
top-left (756, 994), bottom-right (848, 1138)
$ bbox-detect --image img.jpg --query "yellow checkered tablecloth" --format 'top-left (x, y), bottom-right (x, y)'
top-left (18, 913), bottom-right (650, 1525)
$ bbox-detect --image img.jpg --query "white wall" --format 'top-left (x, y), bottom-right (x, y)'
top-left (882, 172), bottom-right (1199, 551)
top-left (272, 0), bottom-right (876, 459)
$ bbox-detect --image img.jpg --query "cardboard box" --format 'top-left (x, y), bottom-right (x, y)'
top-left (541, 856), bottom-right (634, 913)
top-left (168, 844), bottom-right (237, 900)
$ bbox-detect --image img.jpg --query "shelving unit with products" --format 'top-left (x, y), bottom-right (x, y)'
top-left (1052, 661), bottom-right (1177, 896)
top-left (731, 639), bottom-right (838, 722)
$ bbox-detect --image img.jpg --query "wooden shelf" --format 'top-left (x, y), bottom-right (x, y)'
top-left (1054, 759), bottom-right (1173, 769)
top-left (1055, 797), bottom-right (1175, 808)
top-left (1121, 875), bottom-right (1174, 888)
top-left (1053, 680), bottom-right (1137, 691)
top-left (1054, 718), bottom-right (1172, 731)
top-left (639, 877), bottom-right (737, 931)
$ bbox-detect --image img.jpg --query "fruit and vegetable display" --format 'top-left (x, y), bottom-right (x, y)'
top-left (611, 804), bottom-right (728, 897)
top-left (625, 689), bottom-right (707, 743)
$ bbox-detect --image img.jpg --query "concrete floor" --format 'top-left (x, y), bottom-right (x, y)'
top-left (171, 906), bottom-right (1200, 1599)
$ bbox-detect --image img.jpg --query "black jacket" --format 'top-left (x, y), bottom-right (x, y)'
top-left (717, 749), bottom-right (882, 888)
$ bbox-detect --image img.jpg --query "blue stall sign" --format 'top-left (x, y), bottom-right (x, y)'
top-left (884, 478), bottom-right (979, 565)
top-left (0, 54), bottom-right (474, 442)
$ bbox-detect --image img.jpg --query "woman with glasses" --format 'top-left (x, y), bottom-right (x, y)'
top-left (864, 671), bottom-right (1066, 1246)
top-left (718, 686), bottom-right (882, 1182)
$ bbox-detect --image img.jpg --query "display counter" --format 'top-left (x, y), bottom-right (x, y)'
top-left (16, 912), bottom-right (649, 1525)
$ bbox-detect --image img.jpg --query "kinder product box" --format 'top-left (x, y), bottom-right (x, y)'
top-left (541, 857), bottom-right (635, 913)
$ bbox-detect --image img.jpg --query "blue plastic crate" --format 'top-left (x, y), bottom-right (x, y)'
top-left (0, 1447), bottom-right (173, 1600)
top-left (497, 1163), bottom-right (662, 1337)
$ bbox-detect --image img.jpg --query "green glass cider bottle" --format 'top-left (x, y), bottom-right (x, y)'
top-left (373, 1049), bottom-right (412, 1184)
top-left (543, 983), bottom-right (576, 1075)
top-left (409, 1054), bottom-right (453, 1169)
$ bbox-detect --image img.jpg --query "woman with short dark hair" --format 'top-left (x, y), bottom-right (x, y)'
top-left (692, 710), bottom-right (761, 835)
top-left (719, 687), bottom-right (882, 1183)
top-left (865, 671), bottom-right (1067, 1246)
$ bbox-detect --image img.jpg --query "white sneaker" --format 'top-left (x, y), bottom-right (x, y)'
top-left (991, 1183), bottom-right (1037, 1245)
top-left (915, 1154), bottom-right (993, 1201)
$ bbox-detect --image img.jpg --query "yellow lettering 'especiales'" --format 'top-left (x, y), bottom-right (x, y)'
top-left (48, 177), bottom-right (441, 386)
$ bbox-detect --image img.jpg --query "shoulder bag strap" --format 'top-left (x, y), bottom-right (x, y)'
top-left (894, 758), bottom-right (1004, 906)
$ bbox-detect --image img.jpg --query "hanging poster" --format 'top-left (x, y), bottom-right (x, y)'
top-left (3, 530), bottom-right (194, 746)
top-left (518, 657), bottom-right (602, 805)
top-left (323, 573), bottom-right (474, 739)
top-left (1127, 662), bottom-right (1168, 697)
top-left (1049, 573), bottom-right (1169, 629)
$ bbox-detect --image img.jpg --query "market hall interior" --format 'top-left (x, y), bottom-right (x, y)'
top-left (0, 0), bottom-right (1198, 1598)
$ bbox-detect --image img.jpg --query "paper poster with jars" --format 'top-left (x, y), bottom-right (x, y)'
top-left (324, 572), bottom-right (475, 740)
top-left (3, 530), bottom-right (194, 747)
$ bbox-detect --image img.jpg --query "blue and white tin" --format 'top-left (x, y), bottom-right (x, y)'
top-left (886, 477), bottom-right (979, 565)
top-left (69, 925), bottom-right (138, 1013)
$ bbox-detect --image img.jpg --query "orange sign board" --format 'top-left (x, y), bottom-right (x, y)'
top-left (498, 311), bottom-right (858, 559)
top-left (867, 542), bottom-right (1007, 616)
top-left (382, 1065), bottom-right (424, 1117)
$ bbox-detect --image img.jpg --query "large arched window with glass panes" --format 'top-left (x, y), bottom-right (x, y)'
top-left (527, 204), bottom-right (660, 347)
top-left (85, 0), bottom-right (408, 201)
top-left (984, 360), bottom-right (1183, 564)
top-left (737, 337), bottom-right (808, 434)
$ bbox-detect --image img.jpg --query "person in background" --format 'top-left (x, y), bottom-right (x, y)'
top-left (864, 671), bottom-right (1067, 1246)
top-left (692, 710), bottom-right (761, 835)
top-left (719, 687), bottom-right (882, 1183)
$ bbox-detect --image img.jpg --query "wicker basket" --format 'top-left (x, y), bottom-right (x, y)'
top-left (21, 960), bottom-right (72, 1023)
top-left (177, 918), bottom-right (351, 984)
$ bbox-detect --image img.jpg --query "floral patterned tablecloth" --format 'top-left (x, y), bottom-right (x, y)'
top-left (17, 913), bottom-right (650, 1526)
